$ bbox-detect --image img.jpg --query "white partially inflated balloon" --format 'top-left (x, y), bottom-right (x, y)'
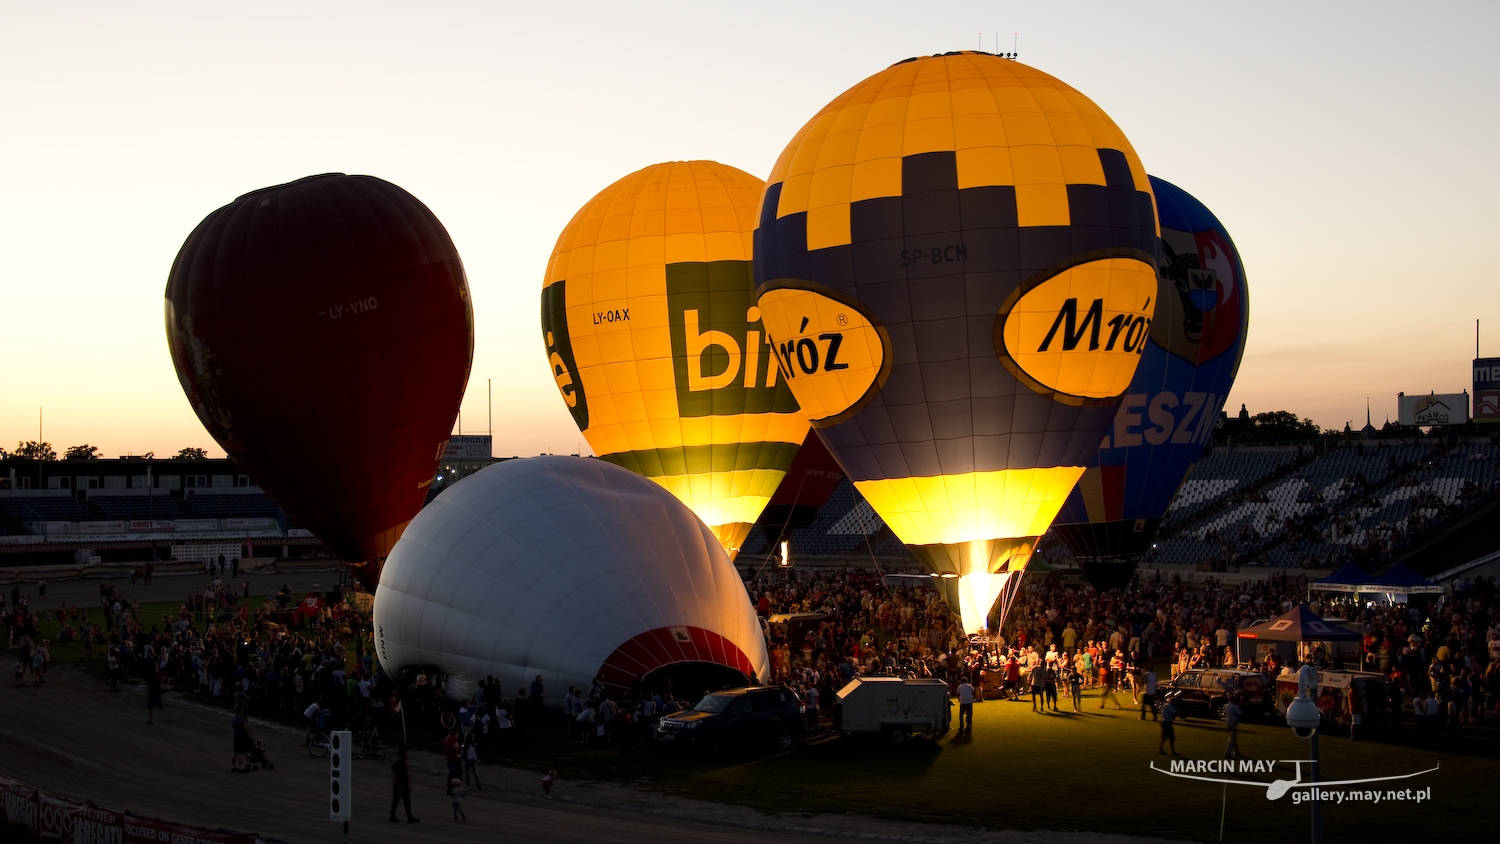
top-left (372, 455), bottom-right (770, 703)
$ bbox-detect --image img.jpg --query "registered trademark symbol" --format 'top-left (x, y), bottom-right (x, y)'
top-left (837, 313), bottom-right (848, 326)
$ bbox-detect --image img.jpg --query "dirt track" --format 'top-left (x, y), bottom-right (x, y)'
top-left (0, 664), bottom-right (1192, 844)
top-left (0, 572), bottom-right (1183, 844)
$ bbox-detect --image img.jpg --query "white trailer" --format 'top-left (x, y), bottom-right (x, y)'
top-left (833, 676), bottom-right (951, 743)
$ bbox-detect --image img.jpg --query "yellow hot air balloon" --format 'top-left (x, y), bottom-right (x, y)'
top-left (754, 53), bottom-right (1159, 632)
top-left (542, 161), bottom-right (810, 557)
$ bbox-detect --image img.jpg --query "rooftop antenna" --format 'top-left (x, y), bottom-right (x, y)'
top-left (488, 378), bottom-right (493, 440)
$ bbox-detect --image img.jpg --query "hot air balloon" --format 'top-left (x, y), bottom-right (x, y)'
top-left (165, 174), bottom-right (474, 588)
top-left (756, 429), bottom-right (847, 550)
top-left (373, 455), bottom-right (770, 701)
top-left (541, 161), bottom-right (810, 558)
top-left (754, 53), bottom-right (1159, 633)
top-left (1051, 175), bottom-right (1249, 589)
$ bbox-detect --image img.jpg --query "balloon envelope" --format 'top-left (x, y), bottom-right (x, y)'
top-left (1052, 175), bottom-right (1249, 588)
top-left (165, 174), bottom-right (474, 587)
top-left (757, 429), bottom-right (846, 548)
top-left (753, 54), bottom-right (1159, 631)
top-left (372, 456), bottom-right (770, 701)
top-left (541, 161), bottom-right (810, 558)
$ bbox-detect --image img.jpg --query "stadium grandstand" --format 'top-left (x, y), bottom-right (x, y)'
top-left (0, 456), bottom-right (316, 564)
top-left (4, 426), bottom-right (1496, 585)
top-left (736, 430), bottom-right (1500, 586)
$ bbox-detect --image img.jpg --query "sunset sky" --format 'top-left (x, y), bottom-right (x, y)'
top-left (2, 1), bottom-right (1496, 459)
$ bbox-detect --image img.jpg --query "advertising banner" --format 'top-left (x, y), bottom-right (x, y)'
top-left (173, 519), bottom-right (219, 532)
top-left (124, 813), bottom-right (264, 843)
top-left (78, 521), bottom-right (125, 535)
top-left (442, 435), bottom-right (492, 460)
top-left (0, 776), bottom-right (260, 844)
top-left (128, 520), bottom-right (175, 533)
top-left (37, 792), bottom-right (77, 841)
top-left (2, 781), bottom-right (39, 835)
top-left (1476, 358), bottom-right (1500, 423)
top-left (225, 518), bottom-right (270, 531)
top-left (1397, 392), bottom-right (1469, 426)
top-left (75, 805), bottom-right (125, 844)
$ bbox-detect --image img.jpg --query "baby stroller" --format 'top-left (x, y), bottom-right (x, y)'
top-left (247, 740), bottom-right (275, 770)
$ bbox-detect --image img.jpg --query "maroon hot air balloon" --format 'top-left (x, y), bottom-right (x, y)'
top-left (164, 174), bottom-right (474, 588)
top-left (757, 430), bottom-right (846, 548)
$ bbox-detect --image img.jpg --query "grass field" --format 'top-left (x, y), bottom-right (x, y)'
top-left (15, 602), bottom-right (1488, 844)
top-left (503, 692), bottom-right (1487, 844)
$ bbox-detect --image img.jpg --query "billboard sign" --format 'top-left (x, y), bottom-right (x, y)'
top-left (1397, 392), bottom-right (1469, 426)
top-left (443, 435), bottom-right (492, 460)
top-left (1476, 358), bottom-right (1500, 423)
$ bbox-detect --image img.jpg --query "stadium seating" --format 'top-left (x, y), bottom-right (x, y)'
top-left (1145, 443), bottom-right (1493, 567)
top-left (0, 497), bottom-right (92, 525)
top-left (1267, 443), bottom-right (1499, 567)
top-left (1161, 449), bottom-right (1300, 526)
top-left (91, 495), bottom-right (187, 520)
top-left (183, 494), bottom-right (278, 519)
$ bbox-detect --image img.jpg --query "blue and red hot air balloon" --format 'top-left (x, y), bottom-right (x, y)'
top-left (1050, 176), bottom-right (1250, 588)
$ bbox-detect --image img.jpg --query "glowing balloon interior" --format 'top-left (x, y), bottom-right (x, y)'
top-left (754, 53), bottom-right (1159, 632)
top-left (542, 161), bottom-right (810, 558)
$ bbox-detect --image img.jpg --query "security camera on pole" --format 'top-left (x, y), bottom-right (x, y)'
top-left (329, 729), bottom-right (351, 843)
top-left (1285, 662), bottom-right (1322, 844)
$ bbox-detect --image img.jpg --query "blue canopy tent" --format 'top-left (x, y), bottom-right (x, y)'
top-left (1309, 562), bottom-right (1371, 595)
top-left (1362, 563), bottom-right (1443, 598)
top-left (1235, 605), bottom-right (1361, 666)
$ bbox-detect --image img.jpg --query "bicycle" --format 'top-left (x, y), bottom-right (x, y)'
top-left (306, 730), bottom-right (330, 757)
top-left (349, 720), bottom-right (380, 759)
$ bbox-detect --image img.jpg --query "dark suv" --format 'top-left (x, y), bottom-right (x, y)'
top-left (655, 686), bottom-right (805, 754)
top-left (1163, 669), bottom-right (1271, 720)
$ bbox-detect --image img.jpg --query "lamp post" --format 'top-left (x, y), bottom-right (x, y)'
top-left (1286, 690), bottom-right (1322, 844)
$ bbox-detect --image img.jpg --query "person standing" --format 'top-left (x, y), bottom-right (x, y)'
top-left (146, 668), bottom-right (162, 726)
top-left (1140, 667), bottom-right (1159, 720)
top-left (230, 707), bottom-right (252, 772)
top-left (443, 728), bottom-right (462, 792)
top-left (530, 675), bottom-right (545, 717)
top-left (449, 779), bottom-right (466, 823)
top-left (31, 641), bottom-right (46, 687)
top-left (1159, 698), bottom-right (1181, 756)
top-left (1029, 662), bottom-right (1045, 712)
top-left (390, 748), bottom-right (419, 823)
top-left (1347, 683), bottom-right (1363, 741)
top-left (956, 678), bottom-right (975, 731)
top-left (1223, 695), bottom-right (1243, 759)
top-left (1068, 665), bottom-right (1083, 713)
top-left (494, 699), bottom-right (516, 761)
top-left (463, 733), bottom-right (482, 790)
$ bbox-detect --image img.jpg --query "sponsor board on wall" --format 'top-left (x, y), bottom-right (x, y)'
top-left (442, 435), bottom-right (492, 460)
top-left (1397, 392), bottom-right (1469, 426)
top-left (1476, 358), bottom-right (1500, 423)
